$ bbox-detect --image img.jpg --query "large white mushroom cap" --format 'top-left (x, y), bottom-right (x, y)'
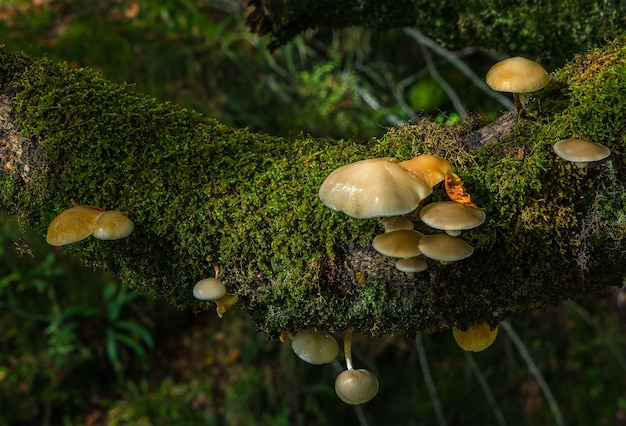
top-left (319, 158), bottom-right (432, 219)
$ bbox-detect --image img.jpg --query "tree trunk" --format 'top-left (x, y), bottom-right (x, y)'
top-left (1, 37), bottom-right (625, 338)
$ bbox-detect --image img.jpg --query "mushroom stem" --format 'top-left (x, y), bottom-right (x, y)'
top-left (344, 326), bottom-right (355, 371)
top-left (513, 92), bottom-right (523, 114)
top-left (214, 265), bottom-right (220, 280)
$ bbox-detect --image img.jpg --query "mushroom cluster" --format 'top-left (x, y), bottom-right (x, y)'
top-left (192, 265), bottom-right (239, 318)
top-left (319, 153), bottom-right (486, 273)
top-left (46, 200), bottom-right (134, 246)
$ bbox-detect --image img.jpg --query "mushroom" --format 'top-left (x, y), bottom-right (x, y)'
top-left (553, 138), bottom-right (610, 168)
top-left (417, 233), bottom-right (474, 264)
top-left (395, 256), bottom-right (428, 273)
top-left (372, 230), bottom-right (424, 259)
top-left (379, 217), bottom-right (414, 233)
top-left (419, 201), bottom-right (486, 236)
top-left (193, 265), bottom-right (227, 300)
top-left (335, 327), bottom-right (379, 405)
top-left (319, 158), bottom-right (433, 219)
top-left (485, 56), bottom-right (550, 117)
top-left (397, 154), bottom-right (453, 188)
top-left (91, 210), bottom-right (134, 240)
top-left (291, 330), bottom-right (339, 365)
top-left (193, 278), bottom-right (226, 301)
top-left (46, 202), bottom-right (104, 246)
top-left (452, 322), bottom-right (499, 352)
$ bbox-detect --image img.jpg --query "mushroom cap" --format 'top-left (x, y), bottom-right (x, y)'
top-left (291, 330), bottom-right (339, 365)
top-left (553, 138), bottom-right (610, 166)
top-left (417, 233), bottom-right (474, 262)
top-left (380, 217), bottom-right (414, 233)
top-left (193, 277), bottom-right (227, 300)
top-left (319, 158), bottom-right (433, 219)
top-left (398, 154), bottom-right (453, 188)
top-left (420, 201), bottom-right (486, 233)
top-left (335, 369), bottom-right (379, 405)
top-left (452, 323), bottom-right (499, 352)
top-left (372, 230), bottom-right (424, 259)
top-left (92, 210), bottom-right (134, 240)
top-left (46, 206), bottom-right (104, 246)
top-left (395, 256), bottom-right (428, 273)
top-left (486, 57), bottom-right (550, 93)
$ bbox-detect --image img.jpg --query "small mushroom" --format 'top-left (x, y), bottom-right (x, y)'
top-left (417, 233), bottom-right (474, 264)
top-left (553, 138), bottom-right (610, 168)
top-left (291, 330), bottom-right (339, 365)
top-left (91, 210), bottom-right (134, 240)
top-left (379, 217), bottom-right (414, 233)
top-left (486, 56), bottom-right (550, 117)
top-left (398, 154), bottom-right (453, 188)
top-left (46, 202), bottom-right (104, 246)
top-left (319, 158), bottom-right (433, 219)
top-left (193, 278), bottom-right (227, 301)
top-left (395, 256), bottom-right (428, 273)
top-left (193, 265), bottom-right (229, 306)
top-left (420, 201), bottom-right (486, 236)
top-left (335, 327), bottom-right (379, 405)
top-left (452, 322), bottom-right (499, 352)
top-left (372, 230), bottom-right (423, 259)
top-left (335, 369), bottom-right (380, 406)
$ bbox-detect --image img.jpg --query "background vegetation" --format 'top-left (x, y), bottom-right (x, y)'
top-left (1, 1), bottom-right (625, 425)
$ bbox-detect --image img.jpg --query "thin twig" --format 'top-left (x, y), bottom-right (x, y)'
top-left (415, 38), bottom-right (468, 120)
top-left (404, 29), bottom-right (514, 110)
top-left (416, 332), bottom-right (447, 426)
top-left (501, 321), bottom-right (564, 426)
top-left (464, 351), bottom-right (507, 426)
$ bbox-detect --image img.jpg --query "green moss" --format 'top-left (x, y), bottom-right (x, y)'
top-left (2, 36), bottom-right (626, 338)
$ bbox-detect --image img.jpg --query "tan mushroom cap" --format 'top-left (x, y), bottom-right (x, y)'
top-left (291, 330), bottom-right (339, 365)
top-left (46, 206), bottom-right (104, 246)
top-left (398, 154), bottom-right (453, 188)
top-left (193, 277), bottom-right (227, 300)
top-left (553, 138), bottom-right (610, 168)
top-left (335, 369), bottom-right (379, 405)
top-left (486, 57), bottom-right (550, 93)
top-left (395, 256), bottom-right (427, 273)
top-left (420, 201), bottom-right (486, 236)
top-left (372, 230), bottom-right (423, 259)
top-left (380, 217), bottom-right (414, 233)
top-left (452, 322), bottom-right (499, 352)
top-left (319, 158), bottom-right (433, 219)
top-left (92, 210), bottom-right (134, 240)
top-left (417, 233), bottom-right (474, 263)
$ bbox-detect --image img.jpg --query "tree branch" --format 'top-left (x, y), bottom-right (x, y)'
top-left (1, 37), bottom-right (626, 338)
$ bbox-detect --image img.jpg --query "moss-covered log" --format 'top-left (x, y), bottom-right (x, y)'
top-left (1, 37), bottom-right (626, 338)
top-left (252, 0), bottom-right (626, 68)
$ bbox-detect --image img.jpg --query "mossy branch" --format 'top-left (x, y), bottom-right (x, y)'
top-left (251, 0), bottom-right (626, 68)
top-left (1, 37), bottom-right (626, 338)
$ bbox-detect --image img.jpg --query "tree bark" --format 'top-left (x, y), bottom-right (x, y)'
top-left (1, 37), bottom-right (626, 338)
